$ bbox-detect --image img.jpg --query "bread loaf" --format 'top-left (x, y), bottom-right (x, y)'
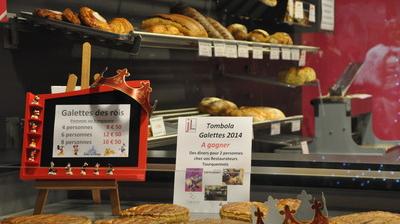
top-left (228, 107), bottom-right (285, 122)
top-left (227, 24), bottom-right (248, 40)
top-left (144, 24), bottom-right (183, 36)
top-left (34, 8), bottom-right (63, 21)
top-left (109, 18), bottom-right (134, 34)
top-left (141, 14), bottom-right (208, 37)
top-left (279, 66), bottom-right (317, 85)
top-left (79, 7), bottom-right (111, 32)
top-left (181, 7), bottom-right (223, 38)
top-left (247, 29), bottom-right (269, 42)
top-left (259, 0), bottom-right (278, 7)
top-left (268, 32), bottom-right (293, 45)
top-left (198, 97), bottom-right (238, 116)
top-left (206, 17), bottom-right (234, 40)
top-left (298, 66), bottom-right (317, 82)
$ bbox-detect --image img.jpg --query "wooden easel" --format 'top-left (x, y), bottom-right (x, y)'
top-left (33, 180), bottom-right (121, 215)
top-left (33, 42), bottom-right (120, 215)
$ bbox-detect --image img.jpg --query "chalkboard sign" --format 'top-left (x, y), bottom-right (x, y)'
top-left (20, 78), bottom-right (150, 181)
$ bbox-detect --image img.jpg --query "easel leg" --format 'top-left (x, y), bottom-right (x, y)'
top-left (34, 189), bottom-right (49, 214)
top-left (109, 188), bottom-right (121, 215)
top-left (92, 189), bottom-right (101, 204)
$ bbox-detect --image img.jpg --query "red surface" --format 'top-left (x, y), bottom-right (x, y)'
top-left (301, 0), bottom-right (400, 139)
top-left (0, 0), bottom-right (7, 23)
top-left (20, 81), bottom-right (150, 181)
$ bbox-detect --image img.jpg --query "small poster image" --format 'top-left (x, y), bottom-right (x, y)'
top-left (222, 168), bottom-right (244, 185)
top-left (185, 168), bottom-right (203, 192)
top-left (204, 185), bottom-right (227, 201)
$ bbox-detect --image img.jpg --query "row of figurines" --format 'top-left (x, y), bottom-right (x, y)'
top-left (48, 161), bottom-right (115, 176)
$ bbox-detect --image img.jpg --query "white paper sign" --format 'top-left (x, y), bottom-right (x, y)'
top-left (288, 0), bottom-right (294, 17)
top-left (291, 48), bottom-right (300, 61)
top-left (270, 47), bottom-right (280, 60)
top-left (294, 1), bottom-right (304, 19)
top-left (301, 141), bottom-right (310, 154)
top-left (150, 116), bottom-right (167, 137)
top-left (291, 120), bottom-right (301, 132)
top-left (174, 117), bottom-right (253, 213)
top-left (281, 48), bottom-right (291, 60)
top-left (225, 44), bottom-right (238, 58)
top-left (238, 44), bottom-right (250, 58)
top-left (198, 41), bottom-right (212, 57)
top-left (214, 42), bottom-right (226, 57)
top-left (309, 4), bottom-right (316, 23)
top-left (252, 46), bottom-right (263, 59)
top-left (270, 123), bottom-right (281, 135)
top-left (52, 104), bottom-right (130, 158)
top-left (321, 0), bottom-right (335, 31)
top-left (298, 50), bottom-right (307, 66)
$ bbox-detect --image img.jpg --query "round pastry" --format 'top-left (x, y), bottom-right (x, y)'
top-left (297, 66), bottom-right (317, 82)
top-left (62, 8), bottom-right (81, 25)
top-left (95, 216), bottom-right (166, 224)
top-left (330, 211), bottom-right (400, 224)
top-left (120, 203), bottom-right (189, 223)
top-left (141, 14), bottom-right (208, 37)
top-left (181, 7), bottom-right (223, 38)
top-left (189, 218), bottom-right (249, 224)
top-left (227, 24), bottom-right (248, 40)
top-left (220, 201), bottom-right (268, 222)
top-left (268, 32), bottom-right (293, 45)
top-left (144, 24), bottom-right (183, 36)
top-left (34, 8), bottom-right (63, 21)
top-left (1, 214), bottom-right (91, 224)
top-left (281, 67), bottom-right (306, 85)
top-left (109, 18), bottom-right (134, 34)
top-left (79, 7), bottom-right (111, 32)
top-left (198, 97), bottom-right (238, 116)
top-left (247, 29), bottom-right (269, 42)
top-left (206, 17), bottom-right (234, 40)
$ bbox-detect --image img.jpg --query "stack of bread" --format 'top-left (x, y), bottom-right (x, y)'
top-left (34, 7), bottom-right (134, 34)
top-left (198, 97), bottom-right (285, 122)
top-left (227, 24), bottom-right (293, 45)
top-left (278, 66), bottom-right (317, 85)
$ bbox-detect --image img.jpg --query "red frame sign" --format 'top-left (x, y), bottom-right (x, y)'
top-left (20, 80), bottom-right (149, 181)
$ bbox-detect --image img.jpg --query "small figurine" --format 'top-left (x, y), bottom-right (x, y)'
top-left (65, 163), bottom-right (73, 175)
top-left (30, 122), bottom-right (38, 133)
top-left (57, 145), bottom-right (64, 156)
top-left (93, 163), bottom-right (100, 175)
top-left (73, 145), bottom-right (79, 156)
top-left (31, 95), bottom-right (40, 105)
top-left (30, 109), bottom-right (40, 119)
top-left (80, 162), bottom-right (88, 175)
top-left (106, 163), bottom-right (114, 175)
top-left (48, 161), bottom-right (57, 175)
top-left (28, 149), bottom-right (37, 162)
top-left (29, 138), bottom-right (37, 148)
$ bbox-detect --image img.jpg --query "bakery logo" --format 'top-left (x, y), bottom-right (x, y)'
top-left (185, 118), bottom-right (197, 133)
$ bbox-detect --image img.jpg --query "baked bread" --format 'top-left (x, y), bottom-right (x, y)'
top-left (279, 67), bottom-right (306, 85)
top-left (228, 107), bottom-right (286, 122)
top-left (143, 24), bottom-right (183, 36)
top-left (259, 0), bottom-right (278, 7)
top-left (62, 8), bottom-right (81, 25)
top-left (109, 18), bottom-right (134, 34)
top-left (79, 7), bottom-right (111, 32)
top-left (34, 8), bottom-right (63, 21)
top-left (206, 17), bottom-right (234, 40)
top-left (227, 24), bottom-right (248, 40)
top-left (181, 7), bottom-right (222, 38)
top-left (189, 218), bottom-right (248, 224)
top-left (220, 201), bottom-right (267, 222)
top-left (198, 97), bottom-right (238, 116)
top-left (95, 216), bottom-right (167, 224)
top-left (298, 66), bottom-right (317, 82)
top-left (247, 29), bottom-right (269, 42)
top-left (330, 211), bottom-right (400, 224)
top-left (1, 214), bottom-right (92, 224)
top-left (268, 32), bottom-right (293, 45)
top-left (141, 14), bottom-right (208, 37)
top-left (120, 203), bottom-right (189, 223)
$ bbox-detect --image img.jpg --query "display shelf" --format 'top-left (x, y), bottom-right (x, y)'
top-left (253, 134), bottom-right (311, 147)
top-left (136, 31), bottom-right (319, 53)
top-left (224, 73), bottom-right (318, 88)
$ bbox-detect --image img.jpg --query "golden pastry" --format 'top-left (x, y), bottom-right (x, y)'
top-left (95, 216), bottom-right (167, 224)
top-left (144, 24), bottom-right (183, 36)
top-left (198, 97), bottom-right (238, 116)
top-left (189, 218), bottom-right (249, 224)
top-left (220, 201), bottom-right (267, 222)
top-left (268, 32), bottom-right (293, 45)
top-left (247, 29), bottom-right (269, 42)
top-left (1, 214), bottom-right (92, 224)
top-left (227, 24), bottom-right (248, 40)
top-left (62, 8), bottom-right (81, 25)
top-left (228, 107), bottom-right (286, 122)
top-left (181, 7), bottom-right (222, 38)
top-left (141, 14), bottom-right (208, 37)
top-left (120, 203), bottom-right (189, 223)
top-left (109, 18), bottom-right (134, 34)
top-left (79, 7), bottom-right (111, 32)
top-left (280, 67), bottom-right (306, 85)
top-left (259, 0), bottom-right (278, 7)
top-left (330, 211), bottom-right (400, 224)
top-left (34, 8), bottom-right (63, 21)
top-left (298, 66), bottom-right (317, 82)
